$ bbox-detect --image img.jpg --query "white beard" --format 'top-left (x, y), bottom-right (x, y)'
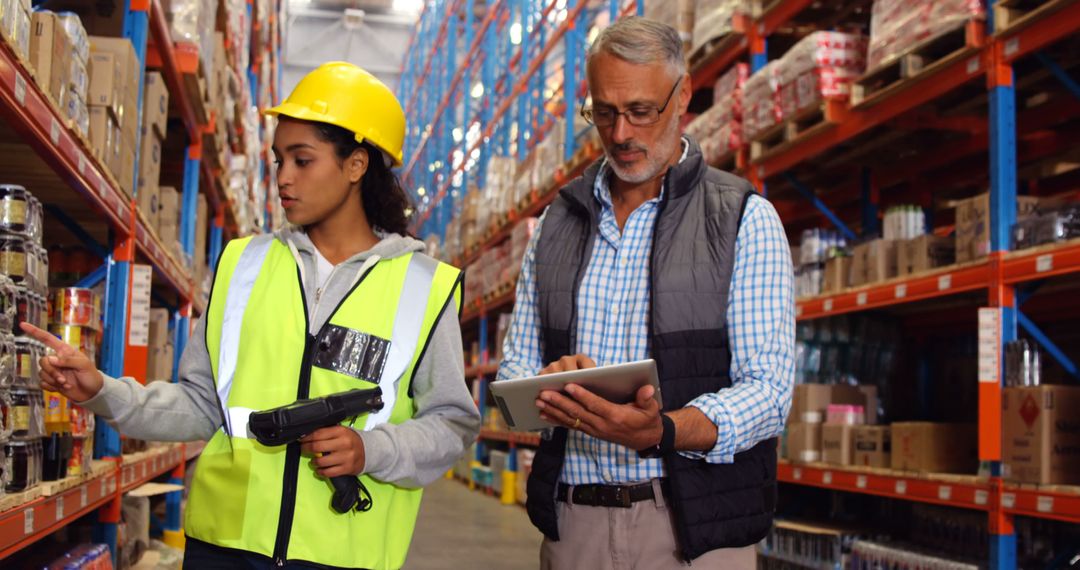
top-left (605, 117), bottom-right (683, 185)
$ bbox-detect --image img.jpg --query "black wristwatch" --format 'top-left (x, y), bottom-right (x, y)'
top-left (637, 413), bottom-right (675, 458)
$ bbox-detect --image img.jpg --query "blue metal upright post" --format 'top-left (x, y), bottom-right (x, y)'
top-left (861, 167), bottom-right (879, 237)
top-left (564, 0), bottom-right (579, 163)
top-left (181, 148), bottom-right (201, 257)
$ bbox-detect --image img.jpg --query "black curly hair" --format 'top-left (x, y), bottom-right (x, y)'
top-left (312, 121), bottom-right (414, 237)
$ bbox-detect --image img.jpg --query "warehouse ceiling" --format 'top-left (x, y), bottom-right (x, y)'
top-left (284, 0), bottom-right (422, 97)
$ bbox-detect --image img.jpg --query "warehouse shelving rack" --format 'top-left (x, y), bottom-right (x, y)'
top-left (0, 0), bottom-right (281, 562)
top-left (403, 0), bottom-right (1080, 566)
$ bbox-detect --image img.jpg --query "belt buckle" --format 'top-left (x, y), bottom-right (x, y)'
top-left (615, 486), bottom-right (631, 508)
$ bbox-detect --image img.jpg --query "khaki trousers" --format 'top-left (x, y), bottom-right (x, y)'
top-left (539, 481), bottom-right (757, 570)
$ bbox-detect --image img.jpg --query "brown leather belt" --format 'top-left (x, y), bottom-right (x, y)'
top-left (556, 480), bottom-right (667, 508)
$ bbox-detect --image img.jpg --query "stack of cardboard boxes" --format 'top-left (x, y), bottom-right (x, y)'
top-left (135, 72), bottom-right (169, 228)
top-left (786, 383), bottom-right (877, 464)
top-left (1, 0), bottom-right (32, 62)
top-left (84, 35), bottom-right (140, 196)
top-left (146, 308), bottom-right (175, 383)
top-left (29, 11), bottom-right (91, 137)
top-left (1003, 385), bottom-right (1080, 486)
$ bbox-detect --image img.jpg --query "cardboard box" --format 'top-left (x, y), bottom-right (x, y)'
top-left (853, 425), bottom-right (891, 468)
top-left (194, 194), bottom-right (208, 274)
top-left (789, 384), bottom-right (866, 424)
top-left (147, 341), bottom-right (174, 382)
top-left (142, 71), bottom-right (169, 139)
top-left (158, 186), bottom-right (179, 245)
top-left (858, 385), bottom-right (879, 425)
top-left (891, 422), bottom-right (977, 474)
top-left (1003, 385), bottom-right (1080, 485)
top-left (822, 424), bottom-right (855, 466)
top-left (117, 131), bottom-right (136, 197)
top-left (137, 129), bottom-right (162, 200)
top-left (898, 234), bottom-right (955, 276)
top-left (822, 256), bottom-right (849, 293)
top-left (954, 193), bottom-right (1041, 263)
top-left (88, 106), bottom-right (114, 160)
top-left (87, 50), bottom-right (122, 114)
top-left (137, 178), bottom-right (161, 231)
top-left (29, 11), bottom-right (71, 102)
top-left (787, 423), bottom-right (822, 463)
top-left (87, 36), bottom-right (138, 130)
top-left (148, 308), bottom-right (169, 349)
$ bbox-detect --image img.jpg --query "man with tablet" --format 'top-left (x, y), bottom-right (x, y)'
top-left (496, 17), bottom-right (795, 570)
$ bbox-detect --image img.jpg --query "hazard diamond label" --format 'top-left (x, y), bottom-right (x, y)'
top-left (1020, 394), bottom-right (1040, 429)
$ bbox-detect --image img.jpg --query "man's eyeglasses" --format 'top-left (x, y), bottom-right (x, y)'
top-left (580, 78), bottom-right (682, 128)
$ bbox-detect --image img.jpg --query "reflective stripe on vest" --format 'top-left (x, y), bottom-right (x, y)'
top-left (217, 235), bottom-right (274, 438)
top-left (216, 243), bottom-right (439, 437)
top-left (363, 253), bottom-right (438, 431)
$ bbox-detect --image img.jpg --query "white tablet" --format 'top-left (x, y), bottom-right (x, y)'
top-left (489, 359), bottom-right (662, 432)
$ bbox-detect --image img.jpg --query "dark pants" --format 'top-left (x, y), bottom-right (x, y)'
top-left (183, 538), bottom-right (354, 569)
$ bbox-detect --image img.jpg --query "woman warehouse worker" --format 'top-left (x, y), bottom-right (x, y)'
top-left (21, 62), bottom-right (481, 569)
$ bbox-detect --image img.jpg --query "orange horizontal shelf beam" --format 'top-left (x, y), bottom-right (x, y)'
top-left (465, 362), bottom-right (500, 380)
top-left (461, 289), bottom-right (515, 326)
top-left (996, 0), bottom-right (1080, 63)
top-left (796, 261), bottom-right (989, 320)
top-left (777, 461), bottom-right (991, 511)
top-left (1001, 240), bottom-right (1080, 285)
top-left (1002, 484), bottom-right (1080, 524)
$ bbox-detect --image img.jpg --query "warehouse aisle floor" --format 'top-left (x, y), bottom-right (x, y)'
top-left (405, 477), bottom-right (541, 569)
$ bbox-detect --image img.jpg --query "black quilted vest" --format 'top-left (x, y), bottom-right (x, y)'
top-left (526, 138), bottom-right (777, 561)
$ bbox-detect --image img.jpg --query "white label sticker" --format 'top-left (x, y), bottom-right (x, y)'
top-left (81, 486), bottom-right (88, 508)
top-left (978, 308), bottom-right (1001, 384)
top-left (100, 478), bottom-right (107, 495)
top-left (939, 485), bottom-right (952, 501)
top-left (895, 284), bottom-right (907, 298)
top-left (793, 468), bottom-right (803, 481)
top-left (50, 118), bottom-right (60, 145)
top-left (57, 496), bottom-right (64, 520)
top-left (1005, 38), bottom-right (1020, 57)
top-left (967, 57), bottom-right (980, 74)
top-left (139, 463), bottom-right (146, 479)
top-left (823, 471), bottom-right (833, 485)
top-left (127, 265), bottom-right (153, 346)
top-left (1003, 493), bottom-right (1016, 508)
top-left (823, 299), bottom-right (833, 312)
top-left (109, 479), bottom-right (116, 494)
top-left (938, 275), bottom-right (951, 291)
top-left (14, 73), bottom-right (27, 106)
top-left (796, 305), bottom-right (804, 317)
top-left (856, 475), bottom-right (867, 489)
top-left (1036, 254), bottom-right (1053, 273)
top-left (1037, 496), bottom-right (1053, 513)
top-left (24, 509), bottom-right (33, 535)
top-left (895, 480), bottom-right (907, 495)
top-left (857, 292), bottom-right (867, 306)
top-left (78, 153), bottom-right (86, 176)
top-left (976, 490), bottom-right (989, 505)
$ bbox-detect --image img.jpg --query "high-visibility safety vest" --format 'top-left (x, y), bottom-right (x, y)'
top-left (185, 235), bottom-right (462, 569)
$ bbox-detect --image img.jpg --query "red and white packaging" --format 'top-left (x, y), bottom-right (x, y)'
top-left (867, 0), bottom-right (984, 70)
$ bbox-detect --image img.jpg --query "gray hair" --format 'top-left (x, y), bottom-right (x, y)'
top-left (587, 16), bottom-right (686, 76)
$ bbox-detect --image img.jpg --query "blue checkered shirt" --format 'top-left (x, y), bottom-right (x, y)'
top-left (496, 149), bottom-right (795, 485)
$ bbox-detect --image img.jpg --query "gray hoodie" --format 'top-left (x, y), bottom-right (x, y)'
top-left (80, 229), bottom-right (480, 488)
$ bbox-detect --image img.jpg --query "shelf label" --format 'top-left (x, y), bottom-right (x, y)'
top-left (57, 496), bottom-right (64, 519)
top-left (78, 153), bottom-right (86, 176)
top-left (100, 478), bottom-right (107, 496)
top-left (1037, 496), bottom-right (1053, 513)
top-left (1003, 492), bottom-right (1016, 509)
top-left (975, 490), bottom-right (989, 505)
top-left (793, 468), bottom-right (803, 481)
top-left (823, 299), bottom-right (833, 312)
top-left (1005, 38), bottom-right (1020, 57)
top-left (856, 292), bottom-right (867, 306)
top-left (895, 480), bottom-right (907, 495)
top-left (24, 509), bottom-right (33, 535)
top-left (938, 275), bottom-right (951, 291)
top-left (978, 308), bottom-right (1001, 384)
top-left (109, 478), bottom-right (116, 494)
top-left (14, 73), bottom-right (27, 106)
top-left (938, 485), bottom-right (952, 501)
top-left (856, 475), bottom-right (867, 489)
top-left (1036, 254), bottom-right (1053, 273)
top-left (50, 117), bottom-right (61, 145)
top-left (127, 265), bottom-right (153, 347)
top-left (895, 284), bottom-right (907, 299)
top-left (823, 471), bottom-right (832, 485)
top-left (796, 305), bottom-right (804, 317)
top-left (967, 57), bottom-right (980, 74)
top-left (81, 486), bottom-right (88, 508)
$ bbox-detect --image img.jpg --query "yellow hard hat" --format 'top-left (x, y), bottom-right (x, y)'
top-left (265, 62), bottom-right (406, 167)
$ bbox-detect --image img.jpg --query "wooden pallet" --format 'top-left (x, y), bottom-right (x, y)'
top-left (183, 63), bottom-right (210, 125)
top-left (852, 20), bottom-right (983, 107)
top-left (0, 486), bottom-right (43, 512)
top-left (993, 0), bottom-right (1067, 32)
top-left (750, 99), bottom-right (844, 160)
top-left (688, 32), bottom-right (741, 71)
